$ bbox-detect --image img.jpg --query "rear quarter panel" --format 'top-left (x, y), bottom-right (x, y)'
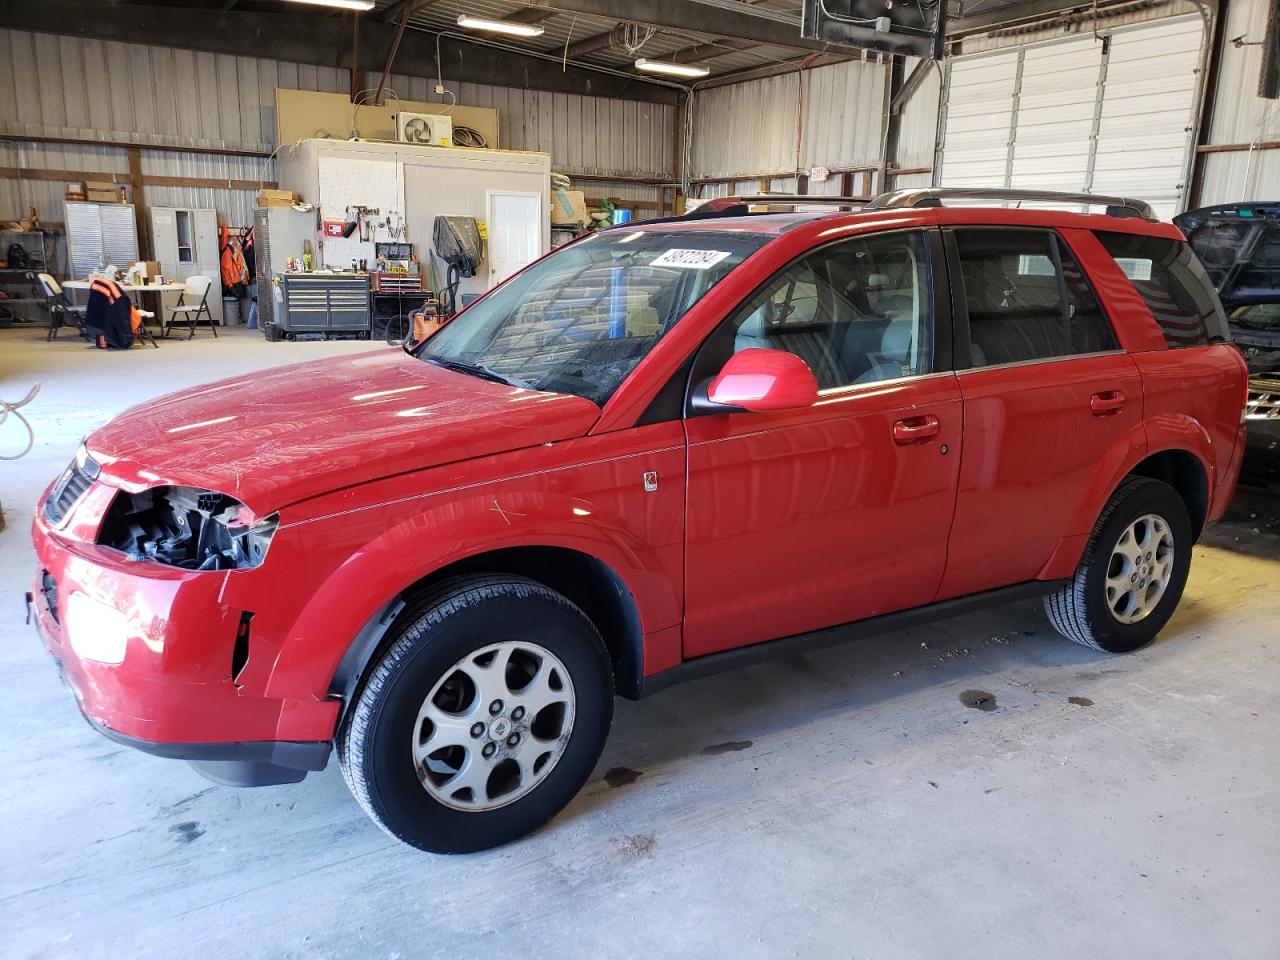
top-left (1132, 344), bottom-right (1249, 523)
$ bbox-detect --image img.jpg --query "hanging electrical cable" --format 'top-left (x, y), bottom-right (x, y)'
top-left (614, 21), bottom-right (658, 56)
top-left (0, 383), bottom-right (39, 461)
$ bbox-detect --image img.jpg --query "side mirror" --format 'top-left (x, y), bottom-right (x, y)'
top-left (695, 348), bottom-right (819, 414)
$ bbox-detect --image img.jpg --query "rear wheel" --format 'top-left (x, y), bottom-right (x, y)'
top-left (339, 575), bottom-right (613, 853)
top-left (1045, 477), bottom-right (1193, 653)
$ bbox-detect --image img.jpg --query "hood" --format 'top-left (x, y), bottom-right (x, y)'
top-left (85, 349), bottom-right (602, 511)
top-left (1176, 203), bottom-right (1280, 374)
top-left (1175, 203), bottom-right (1280, 308)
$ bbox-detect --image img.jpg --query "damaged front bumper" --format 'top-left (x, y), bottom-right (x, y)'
top-left (30, 455), bottom-right (333, 787)
top-left (28, 562), bottom-right (331, 786)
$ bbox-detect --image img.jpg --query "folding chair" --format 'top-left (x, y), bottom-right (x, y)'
top-left (134, 306), bottom-right (160, 349)
top-left (39, 273), bottom-right (88, 342)
top-left (164, 275), bottom-right (218, 339)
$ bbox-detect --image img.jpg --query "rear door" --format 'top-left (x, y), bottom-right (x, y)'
top-left (937, 226), bottom-right (1143, 600)
top-left (682, 228), bottom-right (964, 658)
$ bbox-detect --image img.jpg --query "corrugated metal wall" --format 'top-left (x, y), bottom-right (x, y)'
top-left (892, 57), bottom-right (942, 189)
top-left (689, 59), bottom-right (887, 189)
top-left (1198, 0), bottom-right (1280, 204)
top-left (0, 27), bottom-right (674, 228)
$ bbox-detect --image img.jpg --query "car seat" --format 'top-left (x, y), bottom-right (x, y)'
top-left (854, 319), bottom-right (915, 383)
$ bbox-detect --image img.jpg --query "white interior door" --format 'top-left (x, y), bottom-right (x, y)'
top-left (486, 191), bottom-right (541, 287)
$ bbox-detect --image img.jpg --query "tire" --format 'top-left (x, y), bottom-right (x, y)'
top-left (1045, 476), bottom-right (1193, 653)
top-left (338, 575), bottom-right (613, 853)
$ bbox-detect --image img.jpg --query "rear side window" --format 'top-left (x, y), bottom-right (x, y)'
top-left (953, 228), bottom-right (1117, 367)
top-left (1095, 231), bottom-right (1229, 347)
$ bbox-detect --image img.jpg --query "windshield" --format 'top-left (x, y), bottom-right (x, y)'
top-left (417, 229), bottom-right (770, 403)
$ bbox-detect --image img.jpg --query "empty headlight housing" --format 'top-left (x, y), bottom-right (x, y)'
top-left (97, 486), bottom-right (278, 571)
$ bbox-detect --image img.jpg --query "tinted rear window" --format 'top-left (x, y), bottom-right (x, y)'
top-left (954, 228), bottom-right (1117, 366)
top-left (1095, 231), bottom-right (1229, 347)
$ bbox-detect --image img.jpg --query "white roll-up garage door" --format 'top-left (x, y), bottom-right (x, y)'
top-left (935, 15), bottom-right (1206, 219)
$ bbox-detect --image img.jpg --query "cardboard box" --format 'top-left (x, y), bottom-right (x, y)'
top-left (551, 189), bottom-right (587, 227)
top-left (257, 188), bottom-right (297, 208)
top-left (86, 180), bottom-right (122, 203)
top-left (130, 260), bottom-right (162, 280)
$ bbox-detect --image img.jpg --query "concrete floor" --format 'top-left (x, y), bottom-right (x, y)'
top-left (2, 325), bottom-right (1278, 960)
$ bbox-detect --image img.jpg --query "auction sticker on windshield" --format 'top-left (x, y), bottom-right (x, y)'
top-left (651, 249), bottom-right (733, 270)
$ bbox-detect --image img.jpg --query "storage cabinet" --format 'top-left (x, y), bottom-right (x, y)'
top-left (65, 202), bottom-right (139, 279)
top-left (150, 206), bottom-right (223, 325)
top-left (276, 274), bottom-right (370, 337)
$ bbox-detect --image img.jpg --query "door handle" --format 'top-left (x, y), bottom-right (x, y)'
top-left (893, 415), bottom-right (941, 445)
top-left (1090, 390), bottom-right (1125, 416)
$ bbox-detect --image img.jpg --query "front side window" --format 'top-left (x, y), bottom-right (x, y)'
top-left (954, 228), bottom-right (1117, 367)
top-left (1095, 230), bottom-right (1229, 347)
top-left (728, 230), bottom-right (934, 390)
top-left (419, 229), bottom-right (770, 403)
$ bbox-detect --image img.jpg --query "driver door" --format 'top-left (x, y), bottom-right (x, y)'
top-left (682, 228), bottom-right (964, 658)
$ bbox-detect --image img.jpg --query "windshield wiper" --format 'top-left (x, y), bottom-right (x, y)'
top-left (425, 356), bottom-right (528, 388)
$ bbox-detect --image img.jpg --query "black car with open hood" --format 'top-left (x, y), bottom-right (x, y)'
top-left (1176, 203), bottom-right (1280, 473)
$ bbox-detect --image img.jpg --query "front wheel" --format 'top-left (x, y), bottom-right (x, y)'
top-left (1045, 476), bottom-right (1193, 653)
top-left (338, 575), bottom-right (613, 853)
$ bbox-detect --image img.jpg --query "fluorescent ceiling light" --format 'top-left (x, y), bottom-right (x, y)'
top-left (457, 14), bottom-right (546, 37)
top-left (635, 58), bottom-right (711, 79)
top-left (286, 0), bottom-right (375, 11)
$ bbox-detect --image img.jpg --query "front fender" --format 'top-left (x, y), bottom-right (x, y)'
top-left (258, 486), bottom-right (680, 702)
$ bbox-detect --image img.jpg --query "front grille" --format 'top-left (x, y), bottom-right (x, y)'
top-left (43, 454), bottom-right (97, 526)
top-left (1246, 381), bottom-right (1280, 422)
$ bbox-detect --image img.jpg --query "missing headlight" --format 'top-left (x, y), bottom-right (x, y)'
top-left (98, 486), bottom-right (278, 571)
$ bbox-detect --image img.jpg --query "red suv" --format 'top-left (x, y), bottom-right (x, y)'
top-left (30, 188), bottom-right (1248, 852)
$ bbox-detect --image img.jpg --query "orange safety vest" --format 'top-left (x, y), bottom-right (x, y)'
top-left (88, 277), bottom-right (142, 343)
top-left (220, 224), bottom-right (249, 291)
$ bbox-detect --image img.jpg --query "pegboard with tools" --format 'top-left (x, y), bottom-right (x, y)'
top-left (316, 155), bottom-right (406, 270)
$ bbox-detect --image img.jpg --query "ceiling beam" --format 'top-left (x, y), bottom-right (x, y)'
top-left (692, 51), bottom-right (856, 89)
top-left (373, 0), bottom-right (412, 105)
top-left (0, 1), bottom-right (682, 104)
top-left (505, 8), bottom-right (561, 24)
top-left (520, 0), bottom-right (832, 52)
top-left (666, 36), bottom-right (759, 64)
top-left (565, 29), bottom-right (616, 59)
top-left (377, 0), bottom-right (437, 24)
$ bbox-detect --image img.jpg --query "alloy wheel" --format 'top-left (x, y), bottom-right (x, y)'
top-left (411, 641), bottom-right (576, 812)
top-left (1105, 513), bottom-right (1175, 624)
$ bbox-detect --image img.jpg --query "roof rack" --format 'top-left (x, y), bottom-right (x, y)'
top-left (698, 194), bottom-right (868, 212)
top-left (866, 187), bottom-right (1156, 221)
top-left (628, 194), bottom-right (869, 227)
